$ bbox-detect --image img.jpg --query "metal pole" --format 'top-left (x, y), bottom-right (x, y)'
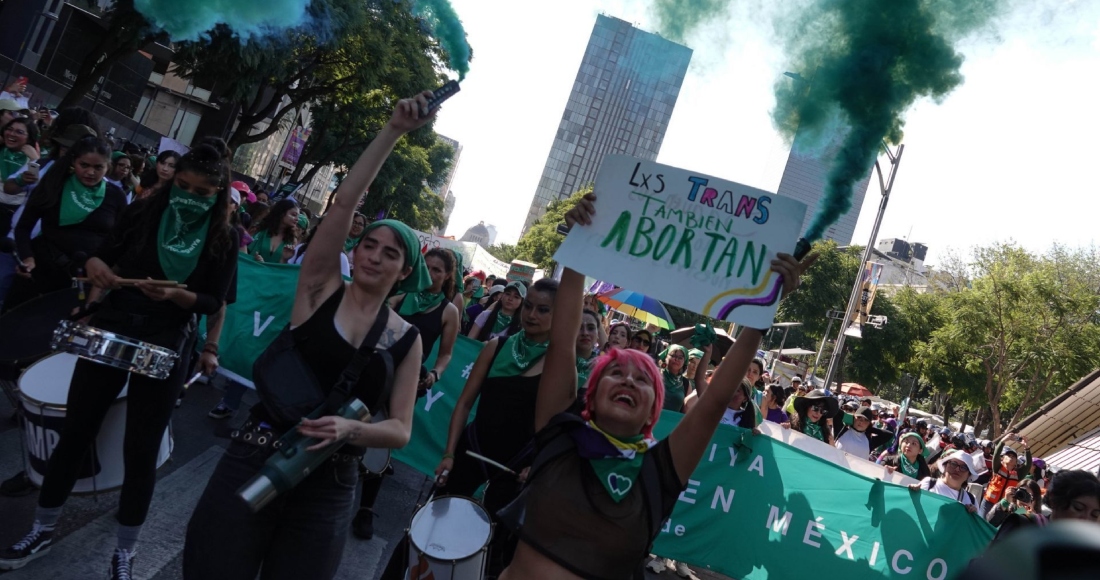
top-left (771, 325), bottom-right (792, 373)
top-left (821, 144), bottom-right (905, 392)
top-left (809, 316), bottom-right (835, 380)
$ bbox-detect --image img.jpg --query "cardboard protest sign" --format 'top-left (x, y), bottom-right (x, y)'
top-left (554, 155), bottom-right (807, 328)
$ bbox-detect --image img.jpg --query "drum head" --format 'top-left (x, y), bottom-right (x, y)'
top-left (0, 288), bottom-right (80, 365)
top-left (408, 496), bottom-right (492, 561)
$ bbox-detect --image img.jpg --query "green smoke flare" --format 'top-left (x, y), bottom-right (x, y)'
top-left (135, 0), bottom-right (312, 40)
top-left (651, 0), bottom-right (731, 42)
top-left (411, 0), bottom-right (471, 80)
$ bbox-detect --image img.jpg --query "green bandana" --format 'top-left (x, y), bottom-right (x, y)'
top-left (898, 453), bottom-right (920, 478)
top-left (343, 235), bottom-right (361, 253)
top-left (157, 185), bottom-right (215, 282)
top-left (803, 421), bottom-right (825, 442)
top-left (58, 175), bottom-right (107, 226)
top-left (0, 148), bottom-right (28, 181)
top-left (487, 330), bottom-right (549, 379)
top-left (662, 367), bottom-right (686, 411)
top-left (577, 352), bottom-right (597, 388)
top-left (248, 229), bottom-right (285, 263)
top-left (492, 312), bottom-right (513, 335)
top-left (361, 219), bottom-right (430, 294)
top-left (587, 421), bottom-right (655, 503)
top-left (398, 291), bottom-right (445, 316)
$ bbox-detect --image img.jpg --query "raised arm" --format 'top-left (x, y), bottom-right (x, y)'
top-left (291, 91), bottom-right (435, 324)
top-left (534, 267), bottom-right (585, 432)
top-left (692, 344), bottom-right (712, 395)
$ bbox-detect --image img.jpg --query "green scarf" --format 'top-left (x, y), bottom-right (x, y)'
top-left (343, 235), bottom-right (361, 253)
top-left (361, 220), bottom-right (430, 294)
top-left (157, 185), bottom-right (215, 282)
top-left (588, 421), bottom-right (655, 503)
top-left (803, 421), bottom-right (825, 442)
top-left (248, 229), bottom-right (285, 263)
top-left (0, 148), bottom-right (28, 181)
top-left (487, 330), bottom-right (549, 379)
top-left (492, 312), bottom-right (513, 335)
top-left (898, 453), bottom-right (920, 478)
top-left (661, 367), bottom-right (686, 411)
top-left (398, 291), bottom-right (445, 316)
top-left (58, 175), bottom-right (107, 226)
top-left (577, 352), bottom-right (596, 388)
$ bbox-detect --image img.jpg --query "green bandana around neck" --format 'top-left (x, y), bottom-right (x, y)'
top-left (360, 219), bottom-right (430, 294)
top-left (662, 367), bottom-right (685, 411)
top-left (898, 453), bottom-right (920, 478)
top-left (343, 235), bottom-right (361, 253)
top-left (492, 311), bottom-right (513, 334)
top-left (487, 330), bottom-right (549, 379)
top-left (157, 185), bottom-right (216, 282)
top-left (803, 421), bottom-right (825, 442)
top-left (577, 352), bottom-right (596, 388)
top-left (587, 421), bottom-right (655, 503)
top-left (398, 290), bottom-right (445, 316)
top-left (0, 148), bottom-right (28, 181)
top-left (58, 174), bottom-right (107, 226)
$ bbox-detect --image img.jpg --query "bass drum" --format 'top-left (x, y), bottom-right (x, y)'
top-left (406, 496), bottom-right (492, 580)
top-left (19, 353), bottom-right (174, 494)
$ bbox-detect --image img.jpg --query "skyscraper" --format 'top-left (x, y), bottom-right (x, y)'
top-left (521, 15), bottom-right (691, 233)
top-left (775, 128), bottom-right (873, 245)
top-left (431, 135), bottom-right (462, 199)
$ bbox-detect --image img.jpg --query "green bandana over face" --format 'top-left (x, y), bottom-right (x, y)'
top-left (487, 330), bottom-right (549, 379)
top-left (492, 312), bottom-right (513, 335)
top-left (58, 174), bottom-right (107, 226)
top-left (587, 421), bottom-right (655, 503)
top-left (0, 148), bottom-right (28, 181)
top-left (360, 220), bottom-right (430, 294)
top-left (803, 421), bottom-right (825, 442)
top-left (157, 185), bottom-right (215, 282)
top-left (398, 290), bottom-right (445, 316)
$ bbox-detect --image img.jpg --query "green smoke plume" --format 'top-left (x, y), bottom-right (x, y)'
top-left (651, 0), bottom-right (731, 42)
top-left (411, 0), bottom-right (471, 80)
top-left (135, 0), bottom-right (312, 40)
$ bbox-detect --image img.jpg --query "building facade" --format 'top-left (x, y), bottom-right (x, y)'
top-left (459, 222), bottom-right (493, 249)
top-left (521, 14), bottom-right (691, 233)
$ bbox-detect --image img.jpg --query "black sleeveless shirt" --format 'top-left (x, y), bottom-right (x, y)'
top-left (397, 296), bottom-right (447, 362)
top-left (470, 339), bottom-right (542, 464)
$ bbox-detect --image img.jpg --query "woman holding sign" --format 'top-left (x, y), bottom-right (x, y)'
top-left (492, 193), bottom-right (811, 580)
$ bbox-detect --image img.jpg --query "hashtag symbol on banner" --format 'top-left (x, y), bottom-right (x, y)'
top-left (462, 362), bottom-right (474, 379)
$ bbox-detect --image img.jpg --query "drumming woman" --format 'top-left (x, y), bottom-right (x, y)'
top-left (351, 247), bottom-right (462, 539)
top-left (0, 142), bottom-right (238, 577)
top-left (493, 193), bottom-right (809, 579)
top-left (182, 92), bottom-right (433, 580)
top-left (14, 136), bottom-right (127, 295)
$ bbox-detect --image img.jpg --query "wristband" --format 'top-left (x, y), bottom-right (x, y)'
top-left (203, 343), bottom-right (219, 355)
top-left (442, 453), bottom-right (455, 460)
top-left (430, 369), bottom-right (439, 381)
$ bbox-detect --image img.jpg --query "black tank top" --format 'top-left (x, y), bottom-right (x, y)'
top-left (398, 297), bottom-right (446, 362)
top-left (289, 284), bottom-right (418, 412)
top-left (471, 339), bottom-right (543, 464)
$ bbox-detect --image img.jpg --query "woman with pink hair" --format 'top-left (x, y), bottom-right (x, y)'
top-left (495, 192), bottom-right (811, 579)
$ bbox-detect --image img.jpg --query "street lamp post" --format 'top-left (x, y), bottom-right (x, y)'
top-left (820, 143), bottom-right (905, 392)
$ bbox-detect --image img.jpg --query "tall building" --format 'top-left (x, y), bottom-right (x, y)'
top-left (521, 14), bottom-right (692, 233)
top-left (775, 127), bottom-right (873, 245)
top-left (431, 135), bottom-right (462, 199)
top-left (436, 190), bottom-right (456, 236)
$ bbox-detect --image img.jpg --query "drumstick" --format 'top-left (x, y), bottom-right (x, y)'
top-left (465, 451), bottom-right (517, 476)
top-left (74, 277), bottom-right (186, 288)
top-left (182, 372), bottom-right (204, 391)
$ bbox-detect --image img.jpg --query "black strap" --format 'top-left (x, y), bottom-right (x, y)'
top-left (322, 306), bottom-right (393, 414)
top-left (640, 449), bottom-right (664, 547)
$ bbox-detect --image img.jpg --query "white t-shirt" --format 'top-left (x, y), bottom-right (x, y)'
top-left (919, 477), bottom-right (975, 506)
top-left (835, 428), bottom-right (871, 458)
top-left (287, 244), bottom-right (350, 278)
top-left (720, 408), bottom-right (743, 427)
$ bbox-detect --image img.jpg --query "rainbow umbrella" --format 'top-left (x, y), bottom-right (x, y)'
top-left (597, 288), bottom-right (674, 330)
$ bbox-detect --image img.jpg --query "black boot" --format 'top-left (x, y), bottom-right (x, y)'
top-left (351, 509), bottom-right (374, 540)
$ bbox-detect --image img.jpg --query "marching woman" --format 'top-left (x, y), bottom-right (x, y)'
top-left (881, 431), bottom-right (932, 479)
top-left (493, 192), bottom-right (810, 579)
top-left (247, 198), bottom-right (299, 263)
top-left (134, 150), bottom-right (179, 200)
top-left (0, 140), bottom-right (237, 578)
top-left (790, 389), bottom-right (839, 444)
top-left (605, 320), bottom-right (631, 351)
top-left (659, 344), bottom-right (706, 412)
top-left (344, 211), bottom-right (367, 256)
top-left (468, 280), bottom-right (524, 341)
top-left (349, 247), bottom-right (462, 539)
top-left (14, 136), bottom-right (127, 296)
top-left (0, 116), bottom-right (38, 182)
top-left (182, 93), bottom-right (433, 580)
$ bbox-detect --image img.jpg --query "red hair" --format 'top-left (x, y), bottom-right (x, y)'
top-left (582, 348), bottom-right (664, 437)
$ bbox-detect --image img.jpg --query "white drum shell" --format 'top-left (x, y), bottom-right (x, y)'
top-left (19, 353), bottom-right (173, 494)
top-left (407, 496), bottom-right (492, 580)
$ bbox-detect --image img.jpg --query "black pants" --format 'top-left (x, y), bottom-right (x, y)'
top-left (183, 440), bottom-right (358, 580)
top-left (38, 346), bottom-right (187, 525)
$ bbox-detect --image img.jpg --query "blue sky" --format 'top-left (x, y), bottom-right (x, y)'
top-left (432, 0), bottom-right (1100, 266)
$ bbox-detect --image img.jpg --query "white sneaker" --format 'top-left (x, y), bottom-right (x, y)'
top-left (645, 556), bottom-right (668, 573)
top-left (675, 560), bottom-right (692, 578)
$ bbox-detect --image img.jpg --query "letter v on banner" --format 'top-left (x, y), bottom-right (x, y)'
top-left (254, 311), bottom-right (275, 337)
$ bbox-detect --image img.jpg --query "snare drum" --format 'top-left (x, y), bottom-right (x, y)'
top-left (19, 353), bottom-right (174, 493)
top-left (407, 496), bottom-right (492, 580)
top-left (52, 320), bottom-right (179, 379)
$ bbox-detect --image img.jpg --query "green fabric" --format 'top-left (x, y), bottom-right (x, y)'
top-left (577, 352), bottom-right (596, 388)
top-left (662, 367), bottom-right (685, 411)
top-left (361, 219), bottom-right (430, 294)
top-left (157, 185), bottom-right (215, 282)
top-left (296, 213), bottom-right (309, 230)
top-left (58, 175), bottom-right (107, 226)
top-left (398, 291), bottom-right (445, 316)
top-left (248, 229), bottom-right (285, 263)
top-left (690, 322), bottom-right (717, 347)
top-left (492, 312), bottom-right (513, 334)
top-left (802, 421), bottom-right (825, 442)
top-left (688, 348), bottom-right (704, 360)
top-left (450, 248), bottom-right (464, 280)
top-left (900, 431), bottom-right (926, 452)
top-left (487, 330), bottom-right (549, 379)
top-left (472, 286), bottom-right (485, 299)
top-left (587, 421), bottom-right (652, 503)
top-left (343, 235), bottom-right (361, 253)
top-left (898, 453), bottom-right (920, 478)
top-left (0, 148), bottom-right (27, 181)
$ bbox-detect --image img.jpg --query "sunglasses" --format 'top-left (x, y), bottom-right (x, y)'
top-left (633, 338), bottom-right (651, 346)
top-left (809, 405), bottom-right (824, 413)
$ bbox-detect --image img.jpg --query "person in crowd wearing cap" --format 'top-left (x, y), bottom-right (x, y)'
top-left (783, 376), bottom-right (808, 416)
top-left (13, 135), bottom-right (127, 297)
top-left (0, 99), bottom-right (27, 127)
top-left (105, 151), bottom-right (133, 198)
top-left (656, 344), bottom-right (707, 412)
top-left (468, 280), bottom-right (525, 341)
top-left (605, 320), bottom-right (631, 351)
top-left (762, 384), bottom-right (790, 425)
top-left (791, 389), bottom-right (839, 444)
top-left (834, 405), bottom-right (894, 460)
top-left (182, 92), bottom-right (435, 580)
top-left (230, 180), bottom-right (256, 205)
top-left (980, 432), bottom-right (1032, 518)
top-left (685, 348), bottom-right (706, 392)
top-left (465, 282), bottom-right (503, 326)
top-left (881, 432), bottom-right (932, 479)
top-left (1, 139), bottom-right (238, 578)
top-left (247, 198), bottom-right (299, 263)
top-left (911, 449), bottom-right (980, 511)
top-left (135, 150), bottom-right (179, 200)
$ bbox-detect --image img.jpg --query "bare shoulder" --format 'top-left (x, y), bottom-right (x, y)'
top-left (377, 311), bottom-right (415, 350)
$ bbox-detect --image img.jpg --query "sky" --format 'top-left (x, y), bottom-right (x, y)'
top-left (433, 0), bottom-right (1100, 267)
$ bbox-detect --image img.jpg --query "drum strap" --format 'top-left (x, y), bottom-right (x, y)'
top-left (323, 306), bottom-right (394, 416)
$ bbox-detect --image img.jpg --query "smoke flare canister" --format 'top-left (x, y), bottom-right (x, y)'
top-left (237, 398), bottom-right (370, 512)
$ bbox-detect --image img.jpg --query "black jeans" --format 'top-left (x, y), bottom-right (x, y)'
top-left (183, 439), bottom-right (359, 580)
top-left (37, 314), bottom-right (189, 526)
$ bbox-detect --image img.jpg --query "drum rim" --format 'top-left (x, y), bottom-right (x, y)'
top-left (19, 352), bottom-right (130, 408)
top-left (408, 494), bottom-right (494, 559)
top-left (57, 321), bottom-right (180, 358)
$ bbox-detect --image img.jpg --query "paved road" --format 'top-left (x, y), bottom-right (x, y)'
top-left (0, 376), bottom-right (730, 579)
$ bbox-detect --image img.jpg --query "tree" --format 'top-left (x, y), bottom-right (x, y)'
top-left (514, 187), bottom-right (592, 271)
top-left (486, 243), bottom-right (518, 263)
